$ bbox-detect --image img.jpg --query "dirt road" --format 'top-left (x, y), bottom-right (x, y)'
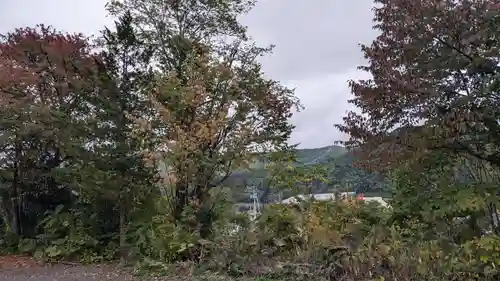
top-left (0, 264), bottom-right (137, 281)
top-left (0, 256), bottom-right (235, 281)
top-left (0, 256), bottom-right (136, 281)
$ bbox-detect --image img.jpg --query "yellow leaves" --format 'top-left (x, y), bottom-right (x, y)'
top-left (161, 172), bottom-right (178, 188)
top-left (377, 244), bottom-right (391, 257)
top-left (129, 43), bottom-right (298, 201)
top-left (306, 211), bottom-right (321, 233)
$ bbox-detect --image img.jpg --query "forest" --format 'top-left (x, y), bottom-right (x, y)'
top-left (1, 0), bottom-right (500, 280)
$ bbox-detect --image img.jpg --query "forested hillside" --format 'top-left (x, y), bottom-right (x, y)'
top-left (226, 145), bottom-right (388, 203)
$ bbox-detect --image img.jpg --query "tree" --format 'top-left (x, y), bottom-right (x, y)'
top-left (336, 0), bottom-right (500, 171)
top-left (264, 147), bottom-right (329, 197)
top-left (0, 25), bottom-right (98, 236)
top-left (106, 0), bottom-right (256, 71)
top-left (93, 12), bottom-right (158, 260)
top-left (143, 51), bottom-right (299, 237)
top-left (389, 152), bottom-right (498, 242)
top-left (109, 0), bottom-right (300, 237)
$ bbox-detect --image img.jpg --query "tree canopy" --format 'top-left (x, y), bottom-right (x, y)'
top-left (3, 1), bottom-right (500, 281)
top-left (337, 0), bottom-right (500, 171)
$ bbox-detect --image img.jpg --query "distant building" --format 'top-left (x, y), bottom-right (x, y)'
top-left (280, 192), bottom-right (354, 204)
top-left (362, 196), bottom-right (390, 207)
top-left (280, 192), bottom-right (390, 207)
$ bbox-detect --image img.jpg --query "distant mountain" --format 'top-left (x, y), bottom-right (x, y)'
top-left (296, 145), bottom-right (347, 164)
top-left (225, 145), bottom-right (388, 204)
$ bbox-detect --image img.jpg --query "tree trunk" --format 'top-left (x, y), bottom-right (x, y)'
top-left (119, 195), bottom-right (127, 263)
top-left (173, 182), bottom-right (188, 223)
top-left (11, 143), bottom-right (22, 236)
top-left (193, 185), bottom-right (212, 239)
top-left (10, 184), bottom-right (21, 236)
top-left (489, 202), bottom-right (500, 235)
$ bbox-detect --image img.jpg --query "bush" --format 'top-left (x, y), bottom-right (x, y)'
top-left (5, 186), bottom-right (500, 281)
top-left (16, 204), bottom-right (118, 263)
top-left (179, 198), bottom-right (500, 281)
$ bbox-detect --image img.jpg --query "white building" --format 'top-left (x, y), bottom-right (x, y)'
top-left (280, 192), bottom-right (389, 208)
top-left (280, 192), bottom-right (353, 204)
top-left (362, 196), bottom-right (390, 207)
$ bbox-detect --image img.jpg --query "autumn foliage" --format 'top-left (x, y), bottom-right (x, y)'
top-left (0, 0), bottom-right (301, 258)
top-left (0, 26), bottom-right (101, 237)
top-left (337, 0), bottom-right (500, 171)
top-left (2, 1), bottom-right (500, 281)
top-left (0, 26), bottom-right (96, 106)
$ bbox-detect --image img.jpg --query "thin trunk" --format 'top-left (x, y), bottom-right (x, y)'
top-left (11, 143), bottom-right (22, 236)
top-left (119, 195), bottom-right (127, 263)
top-left (194, 184), bottom-right (212, 239)
top-left (307, 182), bottom-right (313, 196)
top-left (487, 202), bottom-right (499, 234)
top-left (0, 200), bottom-right (9, 232)
top-left (493, 203), bottom-right (500, 235)
top-left (10, 183), bottom-right (19, 236)
top-left (467, 212), bottom-right (482, 239)
top-left (173, 182), bottom-right (188, 223)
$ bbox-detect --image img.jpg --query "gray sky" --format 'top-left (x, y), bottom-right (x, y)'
top-left (0, 0), bottom-right (377, 148)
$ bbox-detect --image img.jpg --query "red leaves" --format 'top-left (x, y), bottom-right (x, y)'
top-left (0, 25), bottom-right (96, 109)
top-left (337, 0), bottom-right (500, 171)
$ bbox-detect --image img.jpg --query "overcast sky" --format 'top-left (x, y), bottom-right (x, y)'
top-left (0, 0), bottom-right (377, 148)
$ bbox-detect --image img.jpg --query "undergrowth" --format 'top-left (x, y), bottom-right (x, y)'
top-left (4, 197), bottom-right (499, 281)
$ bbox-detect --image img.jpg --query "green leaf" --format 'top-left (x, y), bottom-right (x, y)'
top-left (45, 246), bottom-right (62, 257)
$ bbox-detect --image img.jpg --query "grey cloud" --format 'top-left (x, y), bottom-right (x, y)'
top-left (240, 0), bottom-right (378, 147)
top-left (0, 0), bottom-right (111, 36)
top-left (242, 0), bottom-right (378, 81)
top-left (286, 69), bottom-right (370, 148)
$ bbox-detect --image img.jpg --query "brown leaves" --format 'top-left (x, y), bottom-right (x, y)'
top-left (0, 25), bottom-right (103, 174)
top-left (337, 0), bottom-right (500, 171)
top-left (137, 48), bottom-right (299, 190)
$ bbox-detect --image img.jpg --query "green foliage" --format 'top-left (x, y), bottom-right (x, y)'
top-left (226, 145), bottom-right (389, 203)
top-left (2, 1), bottom-right (500, 281)
top-left (128, 211), bottom-right (197, 266)
top-left (0, 230), bottom-right (19, 255)
top-left (16, 205), bottom-right (118, 263)
top-left (263, 147), bottom-right (329, 194)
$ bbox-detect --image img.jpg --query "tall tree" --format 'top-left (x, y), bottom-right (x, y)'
top-left (106, 0), bottom-right (256, 72)
top-left (0, 25), bottom-right (98, 236)
top-left (108, 0), bottom-right (300, 237)
top-left (146, 51), bottom-right (299, 237)
top-left (336, 0), bottom-right (500, 171)
top-left (93, 11), bottom-right (158, 260)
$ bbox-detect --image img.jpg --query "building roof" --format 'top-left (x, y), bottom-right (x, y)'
top-left (280, 193), bottom-right (390, 207)
top-left (280, 192), bottom-right (354, 204)
top-left (362, 197), bottom-right (389, 207)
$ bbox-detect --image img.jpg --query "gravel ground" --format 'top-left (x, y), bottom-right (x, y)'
top-left (0, 264), bottom-right (137, 281)
top-left (0, 256), bottom-right (141, 281)
top-left (0, 256), bottom-right (238, 281)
